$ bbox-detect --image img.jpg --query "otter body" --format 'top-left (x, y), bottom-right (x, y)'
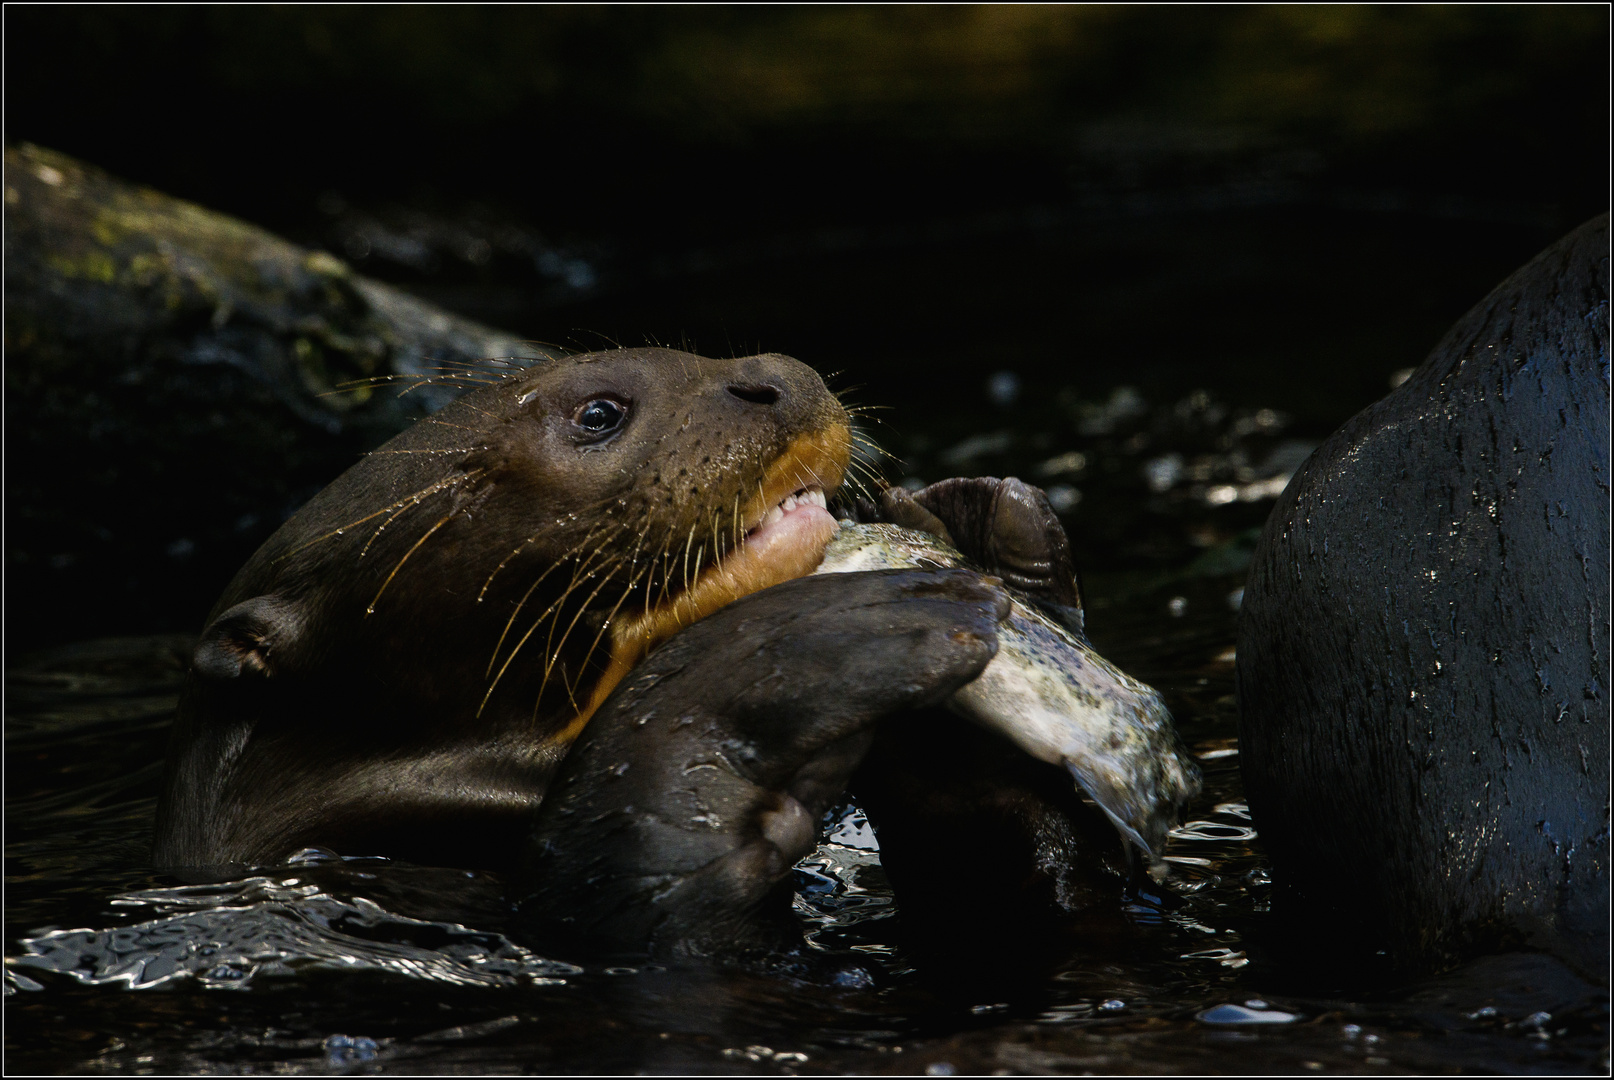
top-left (156, 350), bottom-right (1151, 960)
top-left (1238, 217), bottom-right (1610, 980)
top-left (155, 348), bottom-right (855, 870)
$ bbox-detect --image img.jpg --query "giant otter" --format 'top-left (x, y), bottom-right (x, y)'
top-left (1237, 216), bottom-right (1610, 981)
top-left (155, 348), bottom-right (866, 869)
top-left (155, 349), bottom-right (1120, 958)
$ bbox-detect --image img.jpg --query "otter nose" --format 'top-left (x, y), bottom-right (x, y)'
top-left (725, 383), bottom-right (781, 405)
top-left (724, 352), bottom-right (846, 434)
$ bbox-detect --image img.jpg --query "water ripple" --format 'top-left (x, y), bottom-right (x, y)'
top-left (10, 875), bottom-right (579, 991)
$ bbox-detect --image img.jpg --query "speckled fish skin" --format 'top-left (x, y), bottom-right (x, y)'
top-left (814, 521), bottom-right (1201, 862)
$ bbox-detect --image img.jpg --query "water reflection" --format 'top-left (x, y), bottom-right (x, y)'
top-left (12, 874), bottom-right (579, 991)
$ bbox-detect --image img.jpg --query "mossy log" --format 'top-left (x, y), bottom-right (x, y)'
top-left (5, 144), bottom-right (552, 648)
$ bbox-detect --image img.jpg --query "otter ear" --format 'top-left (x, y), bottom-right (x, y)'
top-left (192, 595), bottom-right (305, 681)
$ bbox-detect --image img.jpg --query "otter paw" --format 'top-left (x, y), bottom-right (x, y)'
top-left (512, 567), bottom-right (1009, 957)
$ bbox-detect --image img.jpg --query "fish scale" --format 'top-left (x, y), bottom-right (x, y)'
top-left (814, 521), bottom-right (1201, 864)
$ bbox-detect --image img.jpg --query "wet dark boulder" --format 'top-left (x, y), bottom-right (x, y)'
top-left (1237, 215), bottom-right (1609, 981)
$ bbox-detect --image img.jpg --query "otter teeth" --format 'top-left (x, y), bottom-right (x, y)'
top-left (747, 487), bottom-right (827, 538)
top-left (778, 487), bottom-right (827, 515)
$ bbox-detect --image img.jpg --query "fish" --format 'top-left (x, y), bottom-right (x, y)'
top-left (813, 521), bottom-right (1201, 864)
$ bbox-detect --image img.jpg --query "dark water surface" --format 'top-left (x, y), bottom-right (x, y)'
top-left (7, 370), bottom-right (1606, 1072)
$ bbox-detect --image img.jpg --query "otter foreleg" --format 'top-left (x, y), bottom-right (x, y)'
top-left (511, 568), bottom-right (1008, 959)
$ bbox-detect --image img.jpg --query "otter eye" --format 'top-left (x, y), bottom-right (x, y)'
top-left (573, 398), bottom-right (627, 436)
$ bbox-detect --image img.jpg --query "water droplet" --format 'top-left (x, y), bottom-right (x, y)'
top-left (1198, 1003), bottom-right (1299, 1025)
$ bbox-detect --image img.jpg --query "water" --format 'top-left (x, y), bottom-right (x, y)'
top-left (7, 391), bottom-right (1606, 1071)
top-left (7, 11), bottom-right (1607, 1064)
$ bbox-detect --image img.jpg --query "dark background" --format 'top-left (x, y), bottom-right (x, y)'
top-left (5, 5), bottom-right (1609, 645)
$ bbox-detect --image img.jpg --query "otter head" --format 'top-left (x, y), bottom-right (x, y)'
top-left (188, 348), bottom-right (853, 741)
top-left (448, 347), bottom-right (854, 732)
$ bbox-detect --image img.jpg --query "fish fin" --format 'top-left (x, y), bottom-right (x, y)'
top-left (1063, 756), bottom-right (1165, 863)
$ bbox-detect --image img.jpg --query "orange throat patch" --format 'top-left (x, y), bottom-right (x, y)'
top-left (558, 421), bottom-right (853, 741)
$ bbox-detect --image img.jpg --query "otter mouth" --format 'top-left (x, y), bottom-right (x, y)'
top-left (741, 484), bottom-right (834, 547)
top-left (699, 480), bottom-right (841, 617)
top-left (668, 424), bottom-right (852, 637)
top-left (655, 468), bottom-right (842, 640)
top-left (565, 428), bottom-right (851, 734)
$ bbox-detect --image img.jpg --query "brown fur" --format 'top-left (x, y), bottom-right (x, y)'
top-left (154, 348), bottom-right (852, 869)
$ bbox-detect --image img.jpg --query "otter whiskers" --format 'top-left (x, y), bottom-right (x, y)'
top-left (276, 467), bottom-right (486, 563)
